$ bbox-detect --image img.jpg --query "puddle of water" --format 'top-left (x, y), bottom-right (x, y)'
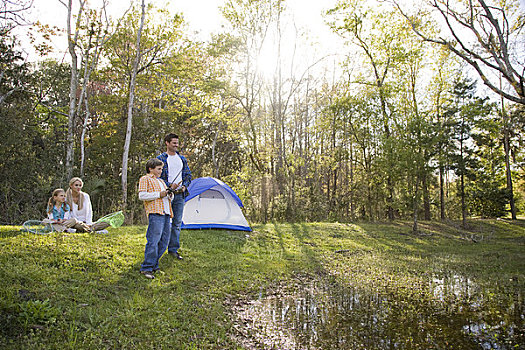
top-left (233, 275), bottom-right (524, 349)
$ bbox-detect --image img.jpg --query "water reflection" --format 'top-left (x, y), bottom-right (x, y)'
top-left (234, 275), bottom-right (524, 349)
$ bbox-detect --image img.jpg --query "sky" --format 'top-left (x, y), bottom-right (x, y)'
top-left (22, 0), bottom-right (340, 63)
top-left (17, 0), bottom-right (525, 89)
top-left (11, 0), bottom-right (344, 83)
top-left (15, 0), bottom-right (525, 56)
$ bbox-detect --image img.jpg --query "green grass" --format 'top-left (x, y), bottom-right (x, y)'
top-left (0, 219), bottom-right (524, 349)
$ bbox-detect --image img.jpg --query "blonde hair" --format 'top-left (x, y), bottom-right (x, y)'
top-left (66, 177), bottom-right (85, 210)
top-left (47, 188), bottom-right (67, 214)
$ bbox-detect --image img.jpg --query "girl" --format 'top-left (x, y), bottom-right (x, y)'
top-left (44, 188), bottom-right (77, 232)
top-left (65, 177), bottom-right (109, 233)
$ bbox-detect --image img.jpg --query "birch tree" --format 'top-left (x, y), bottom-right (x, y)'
top-left (78, 4), bottom-right (129, 176)
top-left (121, 0), bottom-right (145, 208)
top-left (62, 0), bottom-right (85, 180)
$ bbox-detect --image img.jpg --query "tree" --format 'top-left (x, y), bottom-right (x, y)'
top-left (121, 0), bottom-right (145, 208)
top-left (0, 0), bottom-right (33, 31)
top-left (0, 33), bottom-right (61, 223)
top-left (393, 0), bottom-right (525, 105)
top-left (62, 0), bottom-right (85, 180)
top-left (222, 0), bottom-right (275, 222)
top-left (428, 47), bottom-right (457, 220)
top-left (468, 104), bottom-right (509, 218)
top-left (389, 28), bottom-right (436, 230)
top-left (0, 33), bottom-right (29, 105)
top-left (509, 104), bottom-right (525, 215)
top-left (445, 79), bottom-right (498, 225)
top-left (78, 4), bottom-right (129, 177)
top-left (327, 0), bottom-right (414, 220)
top-left (500, 98), bottom-right (517, 219)
top-left (61, 0), bottom-right (128, 181)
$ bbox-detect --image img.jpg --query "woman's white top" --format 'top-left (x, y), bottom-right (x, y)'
top-left (70, 192), bottom-right (94, 225)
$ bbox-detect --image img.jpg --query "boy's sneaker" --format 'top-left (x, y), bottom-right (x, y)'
top-left (95, 229), bottom-right (109, 234)
top-left (140, 270), bottom-right (155, 279)
top-left (65, 228), bottom-right (76, 233)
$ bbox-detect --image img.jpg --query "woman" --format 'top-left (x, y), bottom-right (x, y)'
top-left (66, 177), bottom-right (110, 233)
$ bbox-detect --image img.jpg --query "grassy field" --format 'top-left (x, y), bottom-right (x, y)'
top-left (0, 219), bottom-right (524, 349)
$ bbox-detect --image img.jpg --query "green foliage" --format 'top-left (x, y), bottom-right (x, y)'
top-left (0, 0), bottom-right (523, 226)
top-left (0, 297), bottom-right (19, 337)
top-left (18, 299), bottom-right (59, 328)
top-left (0, 35), bottom-right (63, 223)
top-left (0, 297), bottom-right (59, 337)
top-left (468, 185), bottom-right (509, 218)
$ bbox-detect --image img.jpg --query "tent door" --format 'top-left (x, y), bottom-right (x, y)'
top-left (198, 189), bottom-right (230, 220)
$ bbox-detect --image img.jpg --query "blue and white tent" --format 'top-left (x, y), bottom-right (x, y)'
top-left (181, 177), bottom-right (252, 231)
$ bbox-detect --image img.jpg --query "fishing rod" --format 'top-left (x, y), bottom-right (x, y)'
top-left (166, 167), bottom-right (183, 195)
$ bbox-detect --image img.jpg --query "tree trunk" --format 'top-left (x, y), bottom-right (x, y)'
top-left (460, 132), bottom-right (467, 229)
top-left (272, 6), bottom-right (285, 198)
top-left (439, 166), bottom-right (445, 220)
top-left (381, 92), bottom-right (394, 220)
top-left (349, 142), bottom-right (355, 220)
top-left (212, 121), bottom-right (221, 178)
top-left (121, 0), bottom-right (145, 208)
top-left (436, 84), bottom-right (446, 220)
top-left (79, 27), bottom-right (94, 178)
top-left (65, 0), bottom-right (85, 180)
top-left (501, 98), bottom-right (517, 219)
top-left (261, 174), bottom-right (268, 223)
top-left (422, 172), bottom-right (431, 220)
top-left (80, 96), bottom-right (90, 177)
top-left (461, 170), bottom-right (466, 229)
top-left (412, 176), bottom-right (420, 234)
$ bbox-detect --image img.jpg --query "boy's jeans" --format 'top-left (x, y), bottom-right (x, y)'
top-left (141, 214), bottom-right (171, 272)
top-left (168, 193), bottom-right (185, 254)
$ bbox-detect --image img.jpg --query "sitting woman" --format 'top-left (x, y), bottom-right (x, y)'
top-left (65, 177), bottom-right (110, 233)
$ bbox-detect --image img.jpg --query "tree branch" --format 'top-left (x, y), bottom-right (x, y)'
top-left (392, 0), bottom-right (525, 105)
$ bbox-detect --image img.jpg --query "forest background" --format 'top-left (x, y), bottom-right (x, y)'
top-left (0, 0), bottom-right (524, 230)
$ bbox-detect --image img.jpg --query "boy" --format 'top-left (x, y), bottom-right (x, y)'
top-left (138, 158), bottom-right (173, 279)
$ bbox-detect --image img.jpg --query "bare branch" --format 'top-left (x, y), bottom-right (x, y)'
top-left (392, 0), bottom-right (525, 105)
top-left (0, 0), bottom-right (33, 27)
top-left (37, 102), bottom-right (69, 117)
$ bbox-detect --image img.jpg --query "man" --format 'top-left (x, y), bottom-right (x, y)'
top-left (157, 133), bottom-right (192, 260)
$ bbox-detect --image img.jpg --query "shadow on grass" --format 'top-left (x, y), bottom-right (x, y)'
top-left (0, 226), bottom-right (250, 348)
top-left (231, 220), bottom-right (525, 349)
top-left (1, 220), bottom-right (523, 349)
top-left (0, 227), bottom-right (23, 238)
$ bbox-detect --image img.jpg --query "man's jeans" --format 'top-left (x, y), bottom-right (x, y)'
top-left (168, 193), bottom-right (185, 254)
top-left (141, 214), bottom-right (171, 272)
